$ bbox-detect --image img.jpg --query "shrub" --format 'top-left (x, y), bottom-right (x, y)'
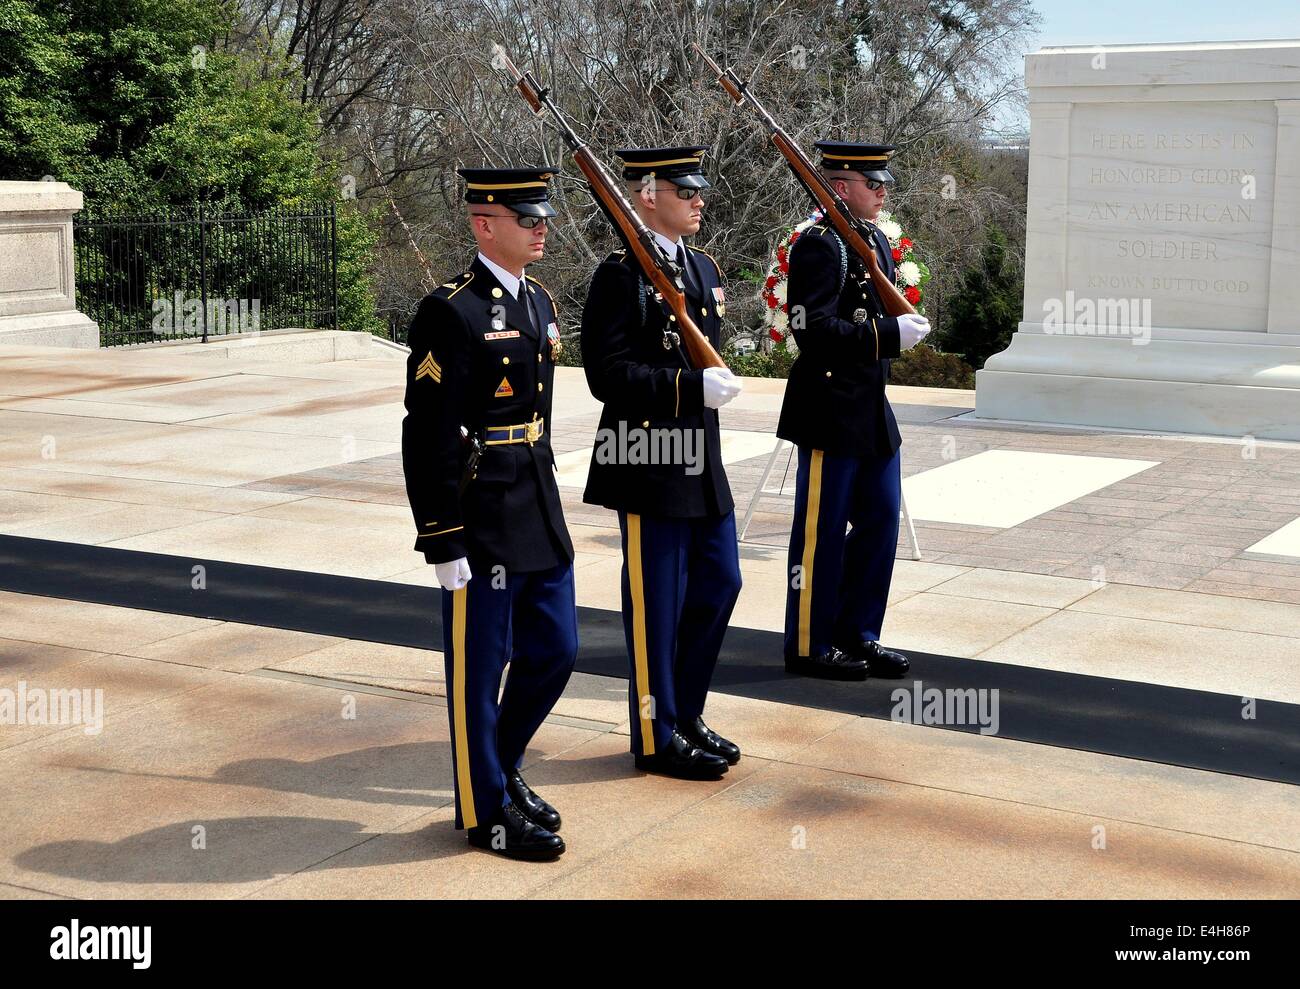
top-left (725, 345), bottom-right (795, 379)
top-left (888, 343), bottom-right (976, 389)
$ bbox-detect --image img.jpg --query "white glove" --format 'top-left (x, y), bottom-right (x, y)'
top-left (434, 557), bottom-right (472, 591)
top-left (897, 314), bottom-right (931, 351)
top-left (702, 367), bottom-right (743, 409)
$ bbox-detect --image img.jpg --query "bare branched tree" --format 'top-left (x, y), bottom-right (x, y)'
top-left (229, 0), bottom-right (1038, 344)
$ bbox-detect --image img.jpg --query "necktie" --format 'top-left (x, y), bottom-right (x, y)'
top-left (517, 282), bottom-right (537, 334)
top-left (676, 245), bottom-right (699, 300)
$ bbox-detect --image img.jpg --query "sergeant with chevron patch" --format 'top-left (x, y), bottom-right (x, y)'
top-left (401, 165), bottom-right (576, 861)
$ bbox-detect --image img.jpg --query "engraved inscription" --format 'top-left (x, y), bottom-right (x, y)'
top-left (1067, 102), bottom-right (1276, 332)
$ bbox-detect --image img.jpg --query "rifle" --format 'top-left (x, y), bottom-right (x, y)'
top-left (495, 46), bottom-right (726, 370)
top-left (692, 44), bottom-right (917, 318)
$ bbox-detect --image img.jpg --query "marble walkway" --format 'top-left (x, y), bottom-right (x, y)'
top-left (0, 340), bottom-right (1296, 898)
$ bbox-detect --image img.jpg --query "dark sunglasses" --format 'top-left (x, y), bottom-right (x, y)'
top-left (839, 176), bottom-right (888, 192)
top-left (650, 184), bottom-right (704, 201)
top-left (471, 211), bottom-right (549, 229)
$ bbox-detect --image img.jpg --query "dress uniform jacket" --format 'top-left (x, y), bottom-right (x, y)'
top-left (580, 247), bottom-right (733, 518)
top-left (401, 255), bottom-right (574, 573)
top-left (776, 222), bottom-right (904, 458)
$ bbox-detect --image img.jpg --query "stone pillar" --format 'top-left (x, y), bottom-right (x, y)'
top-left (0, 180), bottom-right (99, 348)
top-left (1021, 102), bottom-right (1072, 324)
top-left (1268, 100), bottom-right (1300, 334)
top-left (975, 41), bottom-right (1300, 441)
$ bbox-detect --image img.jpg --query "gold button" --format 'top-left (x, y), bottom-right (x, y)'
top-left (825, 371), bottom-right (833, 378)
top-left (486, 194), bottom-right (494, 202)
top-left (502, 356), bottom-right (510, 364)
top-left (642, 420), bottom-right (650, 428)
top-left (702, 307), bottom-right (709, 317)
top-left (491, 287), bottom-right (503, 298)
top-left (537, 382), bottom-right (544, 391)
top-left (537, 353), bottom-right (542, 363)
top-left (668, 314), bottom-right (676, 322)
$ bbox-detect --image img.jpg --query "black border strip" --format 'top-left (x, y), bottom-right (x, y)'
top-left (1, 535), bottom-right (1296, 785)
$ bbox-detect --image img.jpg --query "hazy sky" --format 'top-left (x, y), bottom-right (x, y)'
top-left (1027, 0), bottom-right (1300, 49)
top-left (988, 0), bottom-right (1300, 133)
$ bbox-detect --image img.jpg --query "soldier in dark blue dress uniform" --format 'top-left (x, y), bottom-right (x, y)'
top-left (580, 146), bottom-right (744, 780)
top-left (401, 165), bottom-right (576, 860)
top-left (777, 142), bottom-right (933, 680)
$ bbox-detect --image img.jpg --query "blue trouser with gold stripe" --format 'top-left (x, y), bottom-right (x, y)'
top-left (617, 510), bottom-right (742, 756)
top-left (441, 560), bottom-right (577, 830)
top-left (784, 447), bottom-right (901, 659)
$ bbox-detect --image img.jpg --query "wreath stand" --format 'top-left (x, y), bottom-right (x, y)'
top-left (738, 436), bottom-right (922, 561)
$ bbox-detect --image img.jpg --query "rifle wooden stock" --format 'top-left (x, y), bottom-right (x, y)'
top-left (497, 46), bottom-right (726, 370)
top-left (693, 44), bottom-right (916, 318)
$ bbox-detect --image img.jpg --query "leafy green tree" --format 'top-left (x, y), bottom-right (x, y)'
top-left (0, 0), bottom-right (380, 334)
top-left (0, 0), bottom-right (95, 177)
top-left (334, 201), bottom-right (383, 335)
top-left (942, 224), bottom-right (1023, 370)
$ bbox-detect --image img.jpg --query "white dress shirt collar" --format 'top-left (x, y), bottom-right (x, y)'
top-left (477, 252), bottom-right (524, 300)
top-left (650, 229), bottom-right (685, 261)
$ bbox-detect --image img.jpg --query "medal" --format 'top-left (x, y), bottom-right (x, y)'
top-left (547, 321), bottom-right (562, 360)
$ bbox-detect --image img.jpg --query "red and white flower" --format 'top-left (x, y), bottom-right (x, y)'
top-left (761, 208), bottom-right (929, 350)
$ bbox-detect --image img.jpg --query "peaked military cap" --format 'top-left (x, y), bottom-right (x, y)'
top-left (458, 165), bottom-right (558, 217)
top-left (616, 146), bottom-right (711, 190)
top-left (814, 141), bottom-right (896, 183)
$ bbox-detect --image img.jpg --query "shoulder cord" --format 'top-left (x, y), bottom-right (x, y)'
top-left (827, 229), bottom-right (848, 293)
top-left (633, 271), bottom-right (691, 367)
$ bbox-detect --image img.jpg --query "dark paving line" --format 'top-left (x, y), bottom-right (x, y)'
top-left (2, 534), bottom-right (1296, 786)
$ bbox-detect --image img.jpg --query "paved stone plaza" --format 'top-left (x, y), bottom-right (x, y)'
top-left (0, 342), bottom-right (1297, 898)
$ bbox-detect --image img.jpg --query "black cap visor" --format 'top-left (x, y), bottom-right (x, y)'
top-left (667, 173), bottom-right (710, 190)
top-left (507, 200), bottom-right (557, 218)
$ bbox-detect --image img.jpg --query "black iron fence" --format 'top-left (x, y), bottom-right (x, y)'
top-left (74, 203), bottom-right (338, 347)
top-left (382, 304), bottom-right (417, 346)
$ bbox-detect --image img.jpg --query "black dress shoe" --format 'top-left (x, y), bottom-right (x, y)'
top-left (466, 802), bottom-right (565, 861)
top-left (680, 716), bottom-right (741, 765)
top-left (840, 640), bottom-right (911, 678)
top-left (785, 646), bottom-right (868, 681)
top-left (634, 729), bottom-right (729, 780)
top-left (505, 769), bottom-right (561, 832)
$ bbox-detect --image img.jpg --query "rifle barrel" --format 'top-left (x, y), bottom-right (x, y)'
top-left (493, 44), bottom-right (727, 369)
top-left (692, 48), bottom-right (917, 317)
top-left (690, 42), bottom-right (723, 76)
top-left (492, 44), bottom-right (523, 83)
